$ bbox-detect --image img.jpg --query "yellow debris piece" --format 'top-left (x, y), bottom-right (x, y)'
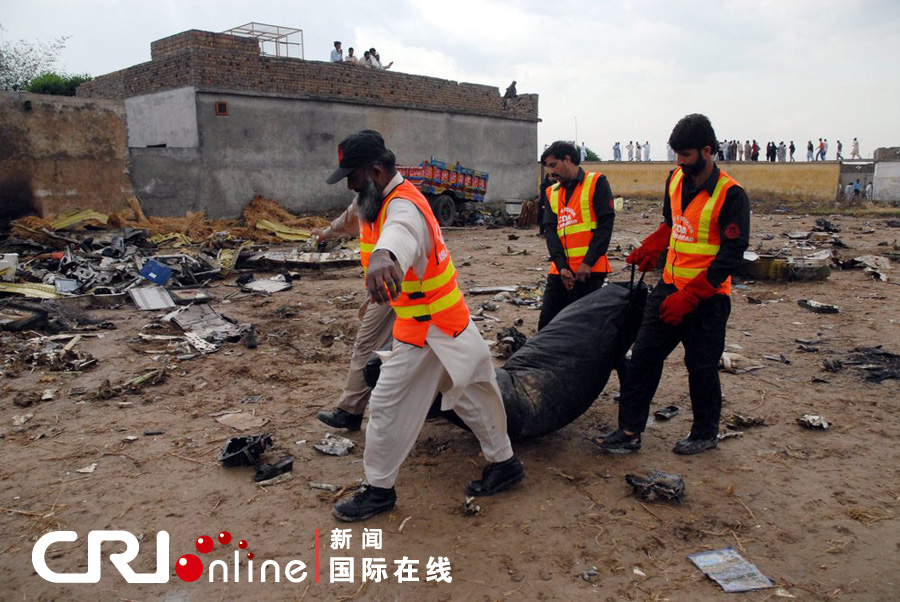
top-left (51, 210), bottom-right (110, 231)
top-left (148, 233), bottom-right (194, 247)
top-left (255, 219), bottom-right (312, 242)
top-left (217, 241), bottom-right (252, 276)
top-left (0, 282), bottom-right (61, 299)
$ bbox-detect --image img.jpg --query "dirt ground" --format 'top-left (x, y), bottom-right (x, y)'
top-left (2, 201), bottom-right (899, 601)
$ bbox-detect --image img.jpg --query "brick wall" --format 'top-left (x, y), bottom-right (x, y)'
top-left (79, 30), bottom-right (538, 122)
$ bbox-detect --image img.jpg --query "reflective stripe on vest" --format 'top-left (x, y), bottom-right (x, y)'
top-left (662, 168), bottom-right (737, 295)
top-left (358, 179), bottom-right (470, 346)
top-left (545, 172), bottom-right (611, 275)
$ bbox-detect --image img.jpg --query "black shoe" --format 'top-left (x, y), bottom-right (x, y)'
top-left (592, 429), bottom-right (641, 454)
top-left (333, 484), bottom-right (396, 522)
top-left (465, 456), bottom-right (525, 496)
top-left (672, 434), bottom-right (718, 455)
top-left (317, 408), bottom-right (363, 431)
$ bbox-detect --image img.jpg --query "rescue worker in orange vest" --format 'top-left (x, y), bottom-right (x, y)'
top-left (538, 141), bottom-right (615, 331)
top-left (325, 131), bottom-right (523, 521)
top-left (594, 114), bottom-right (750, 455)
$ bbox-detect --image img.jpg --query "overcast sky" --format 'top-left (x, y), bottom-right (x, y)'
top-left (3, 0), bottom-right (899, 159)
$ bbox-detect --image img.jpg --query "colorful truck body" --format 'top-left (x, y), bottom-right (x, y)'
top-left (397, 159), bottom-right (489, 226)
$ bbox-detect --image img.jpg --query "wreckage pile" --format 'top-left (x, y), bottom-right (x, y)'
top-left (743, 215), bottom-right (898, 282)
top-left (0, 196), bottom-right (359, 362)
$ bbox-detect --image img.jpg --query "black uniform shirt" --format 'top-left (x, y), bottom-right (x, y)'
top-left (541, 168), bottom-right (615, 274)
top-left (662, 165), bottom-right (750, 288)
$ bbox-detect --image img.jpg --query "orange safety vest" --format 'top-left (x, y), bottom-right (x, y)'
top-left (662, 167), bottom-right (738, 295)
top-left (545, 172), bottom-right (612, 275)
top-left (359, 180), bottom-right (470, 347)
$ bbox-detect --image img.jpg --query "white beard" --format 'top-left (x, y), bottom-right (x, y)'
top-left (358, 174), bottom-right (383, 224)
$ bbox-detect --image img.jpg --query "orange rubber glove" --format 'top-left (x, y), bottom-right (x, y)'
top-left (659, 272), bottom-right (719, 326)
top-left (626, 222), bottom-right (671, 272)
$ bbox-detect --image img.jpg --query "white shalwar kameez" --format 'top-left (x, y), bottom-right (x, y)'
top-left (363, 175), bottom-right (514, 489)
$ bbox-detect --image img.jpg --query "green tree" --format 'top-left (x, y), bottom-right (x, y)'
top-left (25, 71), bottom-right (92, 96)
top-left (584, 146), bottom-right (600, 162)
top-left (0, 24), bottom-right (69, 91)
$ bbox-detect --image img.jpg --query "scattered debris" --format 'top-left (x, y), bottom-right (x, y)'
top-left (494, 326), bottom-right (527, 359)
top-left (462, 496), bottom-right (482, 516)
top-left (12, 413), bottom-right (34, 426)
top-left (720, 352), bottom-right (764, 374)
top-left (688, 547), bottom-right (774, 592)
top-left (218, 434), bottom-right (274, 467)
top-left (797, 414), bottom-right (830, 429)
top-left (814, 218), bottom-right (841, 233)
top-left (468, 286), bottom-right (519, 295)
top-left (846, 346), bottom-right (900, 383)
top-left (624, 470), bottom-right (685, 504)
top-left (309, 482), bottom-right (340, 492)
top-left (763, 353), bottom-right (791, 364)
top-left (581, 566), bottom-right (599, 582)
top-left (797, 299), bottom-right (841, 314)
top-left (822, 358), bottom-right (844, 372)
top-left (242, 275), bottom-right (292, 294)
top-left (254, 457), bottom-right (294, 483)
top-left (129, 286), bottom-right (176, 310)
top-left (313, 433), bottom-right (356, 456)
top-left (75, 462), bottom-right (98, 474)
top-left (398, 516), bottom-right (412, 533)
top-left (727, 414), bottom-right (766, 428)
top-left (653, 405), bottom-right (680, 420)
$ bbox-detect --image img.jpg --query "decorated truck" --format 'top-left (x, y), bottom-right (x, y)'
top-left (397, 158), bottom-right (489, 226)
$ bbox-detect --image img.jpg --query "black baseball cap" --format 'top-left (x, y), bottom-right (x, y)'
top-left (326, 130), bottom-right (386, 184)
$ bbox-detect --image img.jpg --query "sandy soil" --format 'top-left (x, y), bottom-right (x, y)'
top-left (2, 202), bottom-right (899, 601)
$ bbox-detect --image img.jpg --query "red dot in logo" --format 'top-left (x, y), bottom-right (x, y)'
top-left (247, 552), bottom-right (254, 560)
top-left (195, 535), bottom-right (214, 554)
top-left (238, 540), bottom-right (248, 549)
top-left (175, 554), bottom-right (204, 582)
top-left (218, 531), bottom-right (232, 545)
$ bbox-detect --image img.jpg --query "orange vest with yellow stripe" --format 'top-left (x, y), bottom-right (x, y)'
top-left (662, 167), bottom-right (737, 295)
top-left (359, 180), bottom-right (470, 347)
top-left (545, 172), bottom-right (612, 275)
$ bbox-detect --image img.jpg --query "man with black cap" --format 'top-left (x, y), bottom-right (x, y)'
top-left (594, 113), bottom-right (750, 456)
top-left (325, 130), bottom-right (524, 521)
top-left (312, 143), bottom-right (396, 431)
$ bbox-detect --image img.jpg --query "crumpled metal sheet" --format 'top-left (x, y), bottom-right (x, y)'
top-left (625, 470), bottom-right (685, 503)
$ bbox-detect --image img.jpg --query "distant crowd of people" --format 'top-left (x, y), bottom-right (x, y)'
top-left (610, 141), bottom-right (652, 161)
top-left (330, 41), bottom-right (393, 70)
top-left (604, 137), bottom-right (862, 162)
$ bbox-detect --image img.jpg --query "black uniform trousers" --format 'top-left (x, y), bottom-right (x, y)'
top-left (538, 272), bottom-right (607, 331)
top-left (617, 280), bottom-right (731, 440)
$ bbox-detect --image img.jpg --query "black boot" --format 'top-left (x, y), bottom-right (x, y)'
top-left (672, 434), bottom-right (718, 455)
top-left (317, 408), bottom-right (363, 431)
top-left (333, 484), bottom-right (396, 522)
top-left (465, 456), bottom-right (525, 496)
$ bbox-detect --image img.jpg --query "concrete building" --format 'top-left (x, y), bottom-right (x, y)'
top-left (78, 30), bottom-right (539, 218)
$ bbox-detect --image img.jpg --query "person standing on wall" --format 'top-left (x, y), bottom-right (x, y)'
top-left (593, 113), bottom-right (750, 456)
top-left (325, 130), bottom-right (524, 521)
top-left (789, 140), bottom-right (796, 162)
top-left (330, 41), bottom-right (343, 62)
top-left (537, 141), bottom-right (615, 331)
top-left (850, 137), bottom-right (861, 160)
